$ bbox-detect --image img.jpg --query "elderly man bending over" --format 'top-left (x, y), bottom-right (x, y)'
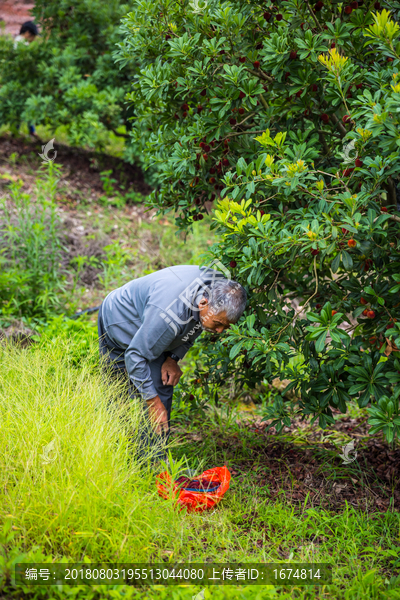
top-left (98, 265), bottom-right (247, 453)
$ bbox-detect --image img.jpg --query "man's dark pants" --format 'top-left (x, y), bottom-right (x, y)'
top-left (97, 303), bottom-right (174, 461)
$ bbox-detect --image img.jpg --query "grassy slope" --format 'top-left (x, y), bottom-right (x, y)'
top-left (0, 336), bottom-right (399, 600)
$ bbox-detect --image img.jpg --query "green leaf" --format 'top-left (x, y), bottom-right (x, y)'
top-left (341, 250), bottom-right (353, 271)
top-left (331, 253), bottom-right (341, 273)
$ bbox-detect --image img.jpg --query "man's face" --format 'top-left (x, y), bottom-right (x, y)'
top-left (198, 298), bottom-right (232, 334)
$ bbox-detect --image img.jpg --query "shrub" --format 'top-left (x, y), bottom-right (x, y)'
top-left (0, 0), bottom-right (135, 149)
top-left (119, 3), bottom-right (400, 441)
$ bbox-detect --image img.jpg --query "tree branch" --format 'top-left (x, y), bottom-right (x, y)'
top-left (318, 130), bottom-right (330, 156)
top-left (330, 113), bottom-right (347, 139)
top-left (305, 0), bottom-right (324, 32)
top-left (259, 93), bottom-right (269, 111)
top-left (246, 68), bottom-right (274, 83)
top-left (385, 176), bottom-right (397, 207)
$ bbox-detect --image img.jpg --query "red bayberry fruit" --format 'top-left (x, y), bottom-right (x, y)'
top-left (264, 11), bottom-right (272, 21)
top-left (181, 103), bottom-right (189, 111)
top-left (343, 168), bottom-right (354, 177)
top-left (276, 13), bottom-right (283, 20)
top-left (314, 1), bottom-right (324, 10)
top-left (199, 142), bottom-right (205, 148)
top-left (182, 111), bottom-right (187, 117)
top-left (239, 57), bottom-right (246, 63)
top-left (355, 158), bottom-right (363, 167)
top-left (200, 89), bottom-right (207, 96)
top-left (332, 310), bottom-right (338, 316)
top-left (331, 42), bottom-right (336, 48)
top-left (311, 84), bottom-right (318, 92)
top-left (253, 61), bottom-right (260, 68)
top-left (260, 209), bottom-right (265, 216)
top-left (209, 177), bottom-right (216, 184)
top-left (342, 115), bottom-right (351, 124)
top-left (381, 206), bottom-right (388, 212)
top-left (351, 0), bottom-right (358, 7)
top-left (195, 198), bottom-right (201, 205)
top-left (311, 249), bottom-right (320, 256)
top-left (290, 50), bottom-right (297, 60)
top-left (203, 154), bottom-right (208, 161)
top-left (374, 1), bottom-right (381, 8)
top-left (198, 214), bottom-right (204, 221)
top-left (321, 113), bottom-right (330, 123)
top-left (223, 158), bottom-right (229, 166)
top-left (209, 167), bottom-right (215, 174)
top-left (342, 228), bottom-right (348, 234)
top-left (356, 83), bottom-right (362, 89)
top-left (230, 260), bottom-right (237, 268)
top-left (197, 105), bottom-right (203, 113)
top-left (238, 107), bottom-right (245, 115)
top-left (193, 215), bottom-right (198, 221)
top-left (387, 57), bottom-right (394, 63)
top-left (348, 238), bottom-right (357, 248)
top-left (165, 34), bottom-right (171, 40)
top-left (239, 91), bottom-right (246, 99)
top-left (296, 90), bottom-right (302, 97)
top-left (362, 259), bottom-right (373, 272)
top-left (204, 144), bottom-right (210, 152)
top-left (362, 309), bottom-right (369, 316)
top-left (174, 113), bottom-right (179, 119)
top-left (344, 6), bottom-right (353, 14)
top-left (360, 297), bottom-right (368, 305)
top-left (367, 310), bottom-right (376, 319)
top-left (230, 117), bottom-right (237, 125)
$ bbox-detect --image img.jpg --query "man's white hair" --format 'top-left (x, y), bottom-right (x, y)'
top-left (202, 279), bottom-right (247, 323)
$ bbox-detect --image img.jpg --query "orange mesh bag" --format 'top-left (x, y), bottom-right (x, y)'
top-left (156, 466), bottom-right (231, 513)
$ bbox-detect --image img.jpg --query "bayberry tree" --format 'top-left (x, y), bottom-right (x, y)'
top-left (118, 1), bottom-right (400, 442)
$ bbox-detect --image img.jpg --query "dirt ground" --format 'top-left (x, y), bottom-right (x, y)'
top-left (0, 134), bottom-right (152, 198)
top-left (178, 411), bottom-right (400, 514)
top-left (0, 1), bottom-right (35, 36)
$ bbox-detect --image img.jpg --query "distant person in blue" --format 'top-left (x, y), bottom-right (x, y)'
top-left (14, 21), bottom-right (39, 137)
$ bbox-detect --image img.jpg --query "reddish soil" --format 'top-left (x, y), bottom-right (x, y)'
top-left (0, 1), bottom-right (35, 36)
top-left (180, 414), bottom-right (400, 513)
top-left (0, 134), bottom-right (152, 198)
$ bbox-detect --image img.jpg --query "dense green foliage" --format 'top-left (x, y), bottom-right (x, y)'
top-left (0, 0), bottom-right (134, 148)
top-left (118, 1), bottom-right (400, 440)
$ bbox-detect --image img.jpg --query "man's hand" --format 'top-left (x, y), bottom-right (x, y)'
top-left (146, 395), bottom-right (168, 435)
top-left (161, 357), bottom-right (183, 386)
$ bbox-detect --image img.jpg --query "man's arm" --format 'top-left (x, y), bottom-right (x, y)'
top-left (124, 302), bottom-right (180, 398)
top-left (124, 303), bottom-right (182, 432)
top-left (166, 325), bottom-right (204, 361)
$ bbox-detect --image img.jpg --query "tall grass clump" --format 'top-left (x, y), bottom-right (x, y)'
top-left (0, 336), bottom-right (186, 562)
top-left (0, 163), bottom-right (65, 322)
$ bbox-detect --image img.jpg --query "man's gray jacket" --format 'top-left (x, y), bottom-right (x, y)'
top-left (101, 265), bottom-right (218, 400)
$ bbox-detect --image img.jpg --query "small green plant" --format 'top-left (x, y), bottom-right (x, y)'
top-left (98, 241), bottom-right (130, 289)
top-left (99, 169), bottom-right (126, 208)
top-left (367, 387), bottom-right (400, 446)
top-left (0, 162), bottom-right (65, 321)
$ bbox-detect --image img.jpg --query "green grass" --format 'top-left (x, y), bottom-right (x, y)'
top-left (1, 334), bottom-right (400, 600)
